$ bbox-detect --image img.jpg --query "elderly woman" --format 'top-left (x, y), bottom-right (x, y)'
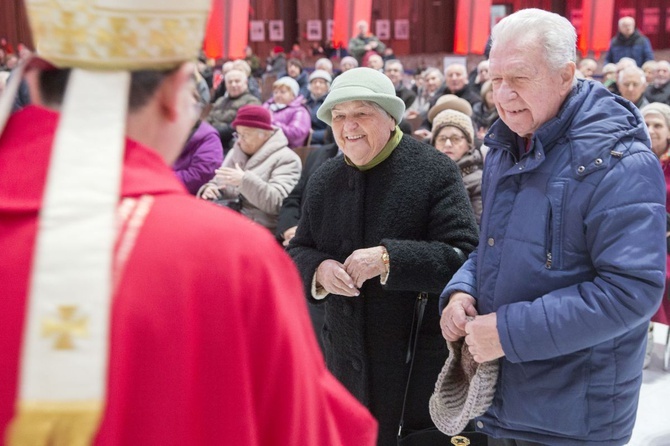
top-left (287, 68), bottom-right (479, 445)
top-left (430, 109), bottom-right (483, 224)
top-left (263, 76), bottom-right (311, 148)
top-left (303, 69), bottom-right (332, 145)
top-left (198, 105), bottom-right (301, 232)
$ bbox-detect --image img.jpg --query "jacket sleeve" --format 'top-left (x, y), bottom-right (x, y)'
top-left (174, 127), bottom-right (224, 195)
top-left (642, 37), bottom-right (655, 65)
top-left (381, 156), bottom-right (479, 295)
top-left (439, 250), bottom-right (479, 313)
top-left (499, 148), bottom-right (667, 363)
top-left (238, 153), bottom-right (302, 214)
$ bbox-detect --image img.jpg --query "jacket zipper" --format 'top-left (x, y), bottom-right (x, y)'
top-left (545, 207), bottom-right (553, 269)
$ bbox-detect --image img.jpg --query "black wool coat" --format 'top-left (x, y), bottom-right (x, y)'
top-left (287, 135), bottom-right (479, 445)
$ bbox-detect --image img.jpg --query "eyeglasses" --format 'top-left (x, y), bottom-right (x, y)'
top-left (233, 131), bottom-right (255, 141)
top-left (435, 134), bottom-right (466, 145)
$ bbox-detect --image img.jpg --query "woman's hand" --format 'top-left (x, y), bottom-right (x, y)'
top-left (200, 183), bottom-right (222, 200)
top-left (316, 259), bottom-right (359, 297)
top-left (343, 246), bottom-right (387, 288)
top-left (215, 163), bottom-right (244, 187)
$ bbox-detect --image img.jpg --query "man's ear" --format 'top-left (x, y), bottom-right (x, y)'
top-left (156, 62), bottom-right (193, 122)
top-left (561, 62), bottom-right (577, 91)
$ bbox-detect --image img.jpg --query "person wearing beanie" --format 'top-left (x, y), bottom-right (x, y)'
top-left (440, 9), bottom-right (665, 446)
top-left (471, 79), bottom-right (499, 141)
top-left (0, 1), bottom-right (378, 444)
top-left (304, 69), bottom-right (333, 145)
top-left (263, 76), bottom-right (311, 148)
top-left (640, 102), bottom-right (670, 368)
top-left (414, 93), bottom-right (473, 141)
top-left (198, 104), bottom-right (301, 232)
top-left (430, 109), bottom-right (483, 223)
top-left (288, 67), bottom-right (479, 446)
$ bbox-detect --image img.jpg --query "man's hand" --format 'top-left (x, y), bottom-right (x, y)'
top-left (343, 246), bottom-right (387, 288)
top-left (464, 313), bottom-right (504, 363)
top-left (282, 226), bottom-right (297, 247)
top-left (316, 259), bottom-right (359, 297)
top-left (440, 292), bottom-right (478, 342)
top-left (200, 184), bottom-right (222, 200)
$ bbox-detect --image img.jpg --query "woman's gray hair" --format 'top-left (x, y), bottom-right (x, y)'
top-left (491, 8), bottom-right (576, 72)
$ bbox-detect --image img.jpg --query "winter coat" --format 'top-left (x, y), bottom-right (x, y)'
top-left (173, 121), bottom-right (224, 195)
top-left (263, 96), bottom-right (311, 148)
top-left (288, 135), bottom-right (479, 446)
top-left (645, 81), bottom-right (670, 105)
top-left (605, 29), bottom-right (655, 66)
top-left (207, 128), bottom-right (301, 231)
top-left (455, 148), bottom-right (483, 224)
top-left (441, 80), bottom-right (667, 445)
top-left (304, 93), bottom-right (329, 145)
top-left (348, 34), bottom-right (386, 63)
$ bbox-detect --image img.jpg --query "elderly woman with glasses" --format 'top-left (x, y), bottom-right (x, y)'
top-left (287, 68), bottom-right (479, 445)
top-left (430, 109), bottom-right (483, 224)
top-left (198, 105), bottom-right (301, 232)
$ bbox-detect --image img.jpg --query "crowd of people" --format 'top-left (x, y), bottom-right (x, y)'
top-left (1, 6), bottom-right (670, 446)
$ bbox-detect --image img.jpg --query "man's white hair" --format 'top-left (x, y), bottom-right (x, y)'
top-left (491, 8), bottom-right (576, 72)
top-left (617, 66), bottom-right (646, 85)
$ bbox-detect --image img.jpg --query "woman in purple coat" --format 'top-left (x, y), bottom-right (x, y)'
top-left (173, 120), bottom-right (224, 194)
top-left (263, 76), bottom-right (311, 148)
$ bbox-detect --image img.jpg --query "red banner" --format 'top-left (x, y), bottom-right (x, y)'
top-left (204, 0), bottom-right (249, 60)
top-left (332, 0), bottom-right (373, 50)
top-left (454, 0), bottom-right (492, 55)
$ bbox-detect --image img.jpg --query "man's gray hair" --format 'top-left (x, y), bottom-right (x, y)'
top-left (385, 59), bottom-right (403, 71)
top-left (423, 67), bottom-right (444, 82)
top-left (617, 66), bottom-right (646, 85)
top-left (491, 8), bottom-right (576, 72)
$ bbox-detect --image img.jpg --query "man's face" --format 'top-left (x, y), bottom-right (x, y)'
top-left (619, 19), bottom-right (635, 38)
top-left (445, 65), bottom-right (467, 92)
top-left (384, 63), bottom-right (403, 85)
top-left (424, 71), bottom-right (442, 93)
top-left (330, 101), bottom-right (395, 166)
top-left (657, 63), bottom-right (670, 85)
top-left (367, 55), bottom-right (383, 70)
top-left (489, 41), bottom-right (573, 138)
top-left (617, 71), bottom-right (646, 103)
top-left (225, 71), bottom-right (248, 97)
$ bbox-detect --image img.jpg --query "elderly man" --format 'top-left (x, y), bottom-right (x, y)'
top-left (366, 53), bottom-right (384, 71)
top-left (432, 63), bottom-right (481, 109)
top-left (577, 57), bottom-right (598, 79)
top-left (384, 59), bottom-right (416, 108)
top-left (288, 67), bottom-right (479, 445)
top-left (605, 16), bottom-right (654, 66)
top-left (439, 8), bottom-right (666, 446)
top-left (207, 68), bottom-right (261, 150)
top-left (0, 1), bottom-right (378, 444)
top-left (348, 20), bottom-right (386, 65)
top-left (646, 60), bottom-right (670, 104)
top-left (617, 65), bottom-right (649, 109)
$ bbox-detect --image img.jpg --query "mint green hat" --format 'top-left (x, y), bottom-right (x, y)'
top-left (317, 67), bottom-right (405, 125)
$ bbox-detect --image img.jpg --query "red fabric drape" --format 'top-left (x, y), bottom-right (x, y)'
top-left (579, 0), bottom-right (615, 58)
top-left (332, 0), bottom-right (373, 50)
top-left (454, 0), bottom-right (492, 55)
top-left (204, 0), bottom-right (249, 61)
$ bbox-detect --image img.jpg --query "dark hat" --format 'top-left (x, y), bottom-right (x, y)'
top-left (232, 105), bottom-right (273, 131)
top-left (428, 94), bottom-right (473, 123)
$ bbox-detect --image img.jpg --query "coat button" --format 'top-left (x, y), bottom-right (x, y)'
top-left (487, 237), bottom-right (495, 247)
top-left (535, 152), bottom-right (542, 159)
top-left (594, 158), bottom-right (603, 165)
top-left (518, 165), bottom-right (524, 170)
top-left (577, 165), bottom-right (585, 174)
top-left (476, 421), bottom-right (484, 429)
top-left (351, 359), bottom-right (362, 371)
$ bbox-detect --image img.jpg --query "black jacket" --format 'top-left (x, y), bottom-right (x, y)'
top-left (288, 135), bottom-right (479, 445)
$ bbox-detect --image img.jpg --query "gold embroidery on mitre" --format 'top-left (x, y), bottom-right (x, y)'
top-left (41, 306), bottom-right (89, 350)
top-left (25, 0), bottom-right (210, 70)
top-left (7, 400), bottom-right (103, 446)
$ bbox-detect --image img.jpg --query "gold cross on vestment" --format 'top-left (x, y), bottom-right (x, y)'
top-left (42, 305), bottom-right (89, 350)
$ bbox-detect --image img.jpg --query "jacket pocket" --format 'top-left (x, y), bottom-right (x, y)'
top-left (498, 351), bottom-right (591, 436)
top-left (544, 181), bottom-right (568, 270)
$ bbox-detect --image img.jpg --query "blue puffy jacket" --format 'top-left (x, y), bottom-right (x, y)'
top-left (441, 80), bottom-right (667, 445)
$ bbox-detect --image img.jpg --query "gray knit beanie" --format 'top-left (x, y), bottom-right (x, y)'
top-left (429, 338), bottom-right (498, 436)
top-left (317, 67), bottom-right (405, 125)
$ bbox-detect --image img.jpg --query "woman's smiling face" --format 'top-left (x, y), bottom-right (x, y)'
top-left (330, 100), bottom-right (395, 166)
